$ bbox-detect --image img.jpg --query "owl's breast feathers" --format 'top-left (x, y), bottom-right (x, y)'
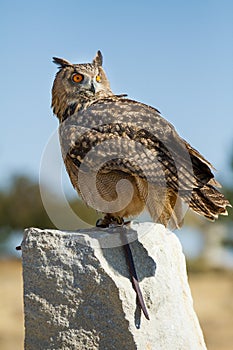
top-left (59, 96), bottom-right (231, 223)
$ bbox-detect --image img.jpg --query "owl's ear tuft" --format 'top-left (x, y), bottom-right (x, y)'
top-left (53, 57), bottom-right (72, 68)
top-left (92, 50), bottom-right (103, 66)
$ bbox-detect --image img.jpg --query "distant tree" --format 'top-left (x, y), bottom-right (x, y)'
top-left (0, 176), bottom-right (55, 243)
top-left (0, 175), bottom-right (100, 246)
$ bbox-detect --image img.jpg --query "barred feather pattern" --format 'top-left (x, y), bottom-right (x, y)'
top-left (52, 54), bottom-right (231, 229)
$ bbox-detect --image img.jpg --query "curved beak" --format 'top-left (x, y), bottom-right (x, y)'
top-left (90, 82), bottom-right (95, 94)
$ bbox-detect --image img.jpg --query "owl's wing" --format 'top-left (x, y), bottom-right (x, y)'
top-left (60, 96), bottom-right (230, 223)
top-left (59, 96), bottom-right (214, 192)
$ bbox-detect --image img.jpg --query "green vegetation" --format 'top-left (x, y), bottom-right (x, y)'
top-left (0, 175), bottom-right (100, 247)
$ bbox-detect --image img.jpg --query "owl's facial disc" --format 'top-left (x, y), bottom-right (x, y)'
top-left (83, 76), bottom-right (104, 95)
top-left (71, 70), bottom-right (102, 95)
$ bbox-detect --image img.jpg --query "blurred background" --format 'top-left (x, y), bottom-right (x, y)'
top-left (0, 1), bottom-right (232, 349)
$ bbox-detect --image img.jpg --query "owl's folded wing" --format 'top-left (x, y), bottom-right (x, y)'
top-left (60, 97), bottom-right (214, 191)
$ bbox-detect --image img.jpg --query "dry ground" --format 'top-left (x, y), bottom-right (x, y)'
top-left (189, 271), bottom-right (233, 350)
top-left (0, 259), bottom-right (24, 350)
top-left (0, 259), bottom-right (232, 350)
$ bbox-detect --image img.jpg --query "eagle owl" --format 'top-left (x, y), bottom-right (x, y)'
top-left (51, 51), bottom-right (231, 229)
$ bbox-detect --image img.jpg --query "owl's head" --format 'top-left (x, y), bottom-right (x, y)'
top-left (52, 51), bottom-right (112, 120)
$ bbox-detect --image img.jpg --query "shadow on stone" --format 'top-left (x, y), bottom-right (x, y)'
top-left (100, 226), bottom-right (157, 327)
top-left (101, 226), bottom-right (157, 280)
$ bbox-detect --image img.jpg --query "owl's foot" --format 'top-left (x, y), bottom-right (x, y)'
top-left (96, 214), bottom-right (125, 228)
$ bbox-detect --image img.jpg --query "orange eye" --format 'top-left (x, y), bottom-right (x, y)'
top-left (72, 73), bottom-right (84, 83)
top-left (96, 75), bottom-right (101, 82)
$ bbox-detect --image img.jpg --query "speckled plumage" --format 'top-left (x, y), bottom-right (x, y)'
top-left (51, 51), bottom-right (231, 229)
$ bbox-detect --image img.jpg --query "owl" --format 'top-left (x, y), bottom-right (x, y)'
top-left (51, 51), bottom-right (231, 321)
top-left (51, 51), bottom-right (231, 229)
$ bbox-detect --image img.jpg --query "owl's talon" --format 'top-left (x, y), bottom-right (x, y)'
top-left (110, 216), bottom-right (124, 226)
top-left (96, 218), bottom-right (107, 228)
top-left (96, 215), bottom-right (125, 228)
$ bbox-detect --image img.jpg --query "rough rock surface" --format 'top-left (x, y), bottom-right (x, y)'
top-left (22, 222), bottom-right (207, 350)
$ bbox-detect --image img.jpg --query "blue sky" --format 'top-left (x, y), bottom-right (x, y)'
top-left (1, 0), bottom-right (233, 195)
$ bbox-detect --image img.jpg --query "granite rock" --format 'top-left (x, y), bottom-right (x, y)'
top-left (22, 222), bottom-right (207, 350)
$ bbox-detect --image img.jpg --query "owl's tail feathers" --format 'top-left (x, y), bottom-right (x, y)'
top-left (145, 185), bottom-right (187, 230)
top-left (187, 185), bottom-right (231, 220)
top-left (146, 183), bottom-right (231, 230)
